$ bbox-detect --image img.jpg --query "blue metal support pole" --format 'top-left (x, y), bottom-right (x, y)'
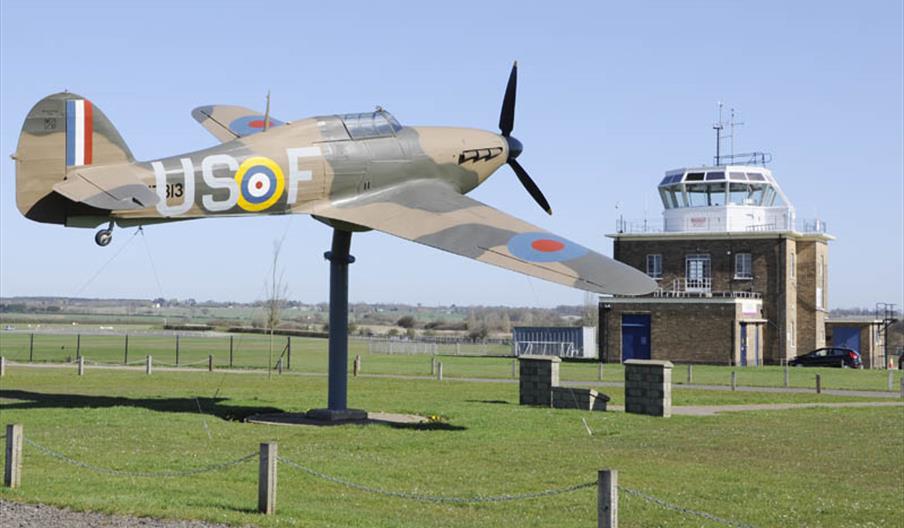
top-left (326, 229), bottom-right (354, 411)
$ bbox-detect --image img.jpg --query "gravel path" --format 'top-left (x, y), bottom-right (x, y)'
top-left (0, 500), bottom-right (248, 528)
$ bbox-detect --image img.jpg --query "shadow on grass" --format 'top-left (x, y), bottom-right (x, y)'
top-left (385, 421), bottom-right (467, 431)
top-left (465, 399), bottom-right (511, 405)
top-left (0, 389), bottom-right (282, 422)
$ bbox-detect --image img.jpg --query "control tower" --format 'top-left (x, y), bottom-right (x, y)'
top-left (601, 120), bottom-right (833, 366)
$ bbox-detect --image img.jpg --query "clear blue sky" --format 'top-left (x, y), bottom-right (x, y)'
top-left (1, 1), bottom-right (902, 308)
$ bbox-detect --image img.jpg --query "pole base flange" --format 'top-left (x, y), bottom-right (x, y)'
top-left (305, 408), bottom-right (368, 423)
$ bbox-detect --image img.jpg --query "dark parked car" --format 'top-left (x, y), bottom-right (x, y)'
top-left (789, 347), bottom-right (862, 368)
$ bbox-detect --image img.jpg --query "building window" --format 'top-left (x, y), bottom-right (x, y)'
top-left (734, 253), bottom-right (753, 279)
top-left (685, 254), bottom-right (711, 292)
top-left (646, 254), bottom-right (662, 279)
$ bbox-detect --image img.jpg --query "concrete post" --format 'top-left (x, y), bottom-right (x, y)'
top-left (77, 356), bottom-right (84, 376)
top-left (4, 424), bottom-right (23, 488)
top-left (730, 371), bottom-right (736, 391)
top-left (816, 374), bottom-right (822, 394)
top-left (437, 361), bottom-right (443, 381)
top-left (598, 469), bottom-right (618, 528)
top-left (76, 333), bottom-right (81, 360)
top-left (208, 355), bottom-right (214, 372)
top-left (598, 362), bottom-right (604, 381)
top-left (0, 357), bottom-right (5, 378)
top-left (145, 355), bottom-right (152, 375)
top-left (258, 442), bottom-right (277, 515)
top-left (624, 360), bottom-right (672, 417)
top-left (430, 356), bottom-right (436, 376)
top-left (687, 364), bottom-right (693, 384)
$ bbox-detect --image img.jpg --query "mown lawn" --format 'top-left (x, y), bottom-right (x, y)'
top-left (2, 332), bottom-right (902, 393)
top-left (0, 367), bottom-right (901, 527)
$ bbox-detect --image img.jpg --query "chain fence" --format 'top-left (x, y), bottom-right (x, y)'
top-left (23, 437), bottom-right (257, 478)
top-left (278, 456), bottom-right (594, 503)
top-left (620, 486), bottom-right (756, 528)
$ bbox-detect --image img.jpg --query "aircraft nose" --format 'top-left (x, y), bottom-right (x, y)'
top-left (505, 135), bottom-right (523, 160)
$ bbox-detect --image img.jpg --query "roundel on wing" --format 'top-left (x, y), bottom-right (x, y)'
top-left (229, 115), bottom-right (284, 136)
top-left (507, 232), bottom-right (589, 263)
top-left (235, 156), bottom-right (285, 212)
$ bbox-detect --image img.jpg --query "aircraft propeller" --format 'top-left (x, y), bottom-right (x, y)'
top-left (499, 61), bottom-right (552, 215)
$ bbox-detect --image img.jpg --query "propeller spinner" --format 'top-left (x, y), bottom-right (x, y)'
top-left (499, 61), bottom-right (552, 215)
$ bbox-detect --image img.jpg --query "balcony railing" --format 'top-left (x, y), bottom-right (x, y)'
top-left (648, 278), bottom-right (762, 299)
top-left (614, 216), bottom-right (827, 235)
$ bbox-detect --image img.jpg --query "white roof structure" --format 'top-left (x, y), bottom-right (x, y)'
top-left (653, 164), bottom-right (799, 233)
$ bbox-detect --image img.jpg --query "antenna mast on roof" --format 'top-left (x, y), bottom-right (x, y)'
top-left (713, 102), bottom-right (725, 165)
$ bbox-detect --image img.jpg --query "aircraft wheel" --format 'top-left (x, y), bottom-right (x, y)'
top-left (95, 229), bottom-right (113, 247)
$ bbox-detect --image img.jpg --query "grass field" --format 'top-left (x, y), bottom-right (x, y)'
top-left (2, 331), bottom-right (902, 393)
top-left (1, 365), bottom-right (902, 527)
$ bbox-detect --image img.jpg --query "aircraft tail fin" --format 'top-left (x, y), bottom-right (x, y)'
top-left (14, 92), bottom-right (135, 224)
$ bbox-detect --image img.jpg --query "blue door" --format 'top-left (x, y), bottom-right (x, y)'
top-left (832, 327), bottom-right (861, 354)
top-left (622, 314), bottom-right (651, 361)
top-left (740, 324), bottom-right (748, 366)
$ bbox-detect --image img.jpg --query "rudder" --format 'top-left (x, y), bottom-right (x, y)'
top-left (14, 92), bottom-right (134, 224)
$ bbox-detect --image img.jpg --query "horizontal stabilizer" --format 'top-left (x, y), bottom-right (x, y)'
top-left (53, 166), bottom-right (158, 211)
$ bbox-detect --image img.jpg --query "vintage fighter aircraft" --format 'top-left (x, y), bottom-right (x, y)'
top-left (14, 64), bottom-right (655, 296)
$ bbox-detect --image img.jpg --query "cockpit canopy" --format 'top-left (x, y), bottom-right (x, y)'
top-left (658, 166), bottom-right (788, 209)
top-left (339, 110), bottom-right (402, 140)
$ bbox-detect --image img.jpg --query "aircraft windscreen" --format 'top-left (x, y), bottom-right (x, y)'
top-left (340, 111), bottom-right (402, 140)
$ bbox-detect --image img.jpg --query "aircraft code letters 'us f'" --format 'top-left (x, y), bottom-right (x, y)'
top-left (13, 64), bottom-right (656, 295)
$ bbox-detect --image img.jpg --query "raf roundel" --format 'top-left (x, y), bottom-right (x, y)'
top-left (507, 232), bottom-right (589, 263)
top-left (228, 115), bottom-right (284, 136)
top-left (235, 156), bottom-right (285, 212)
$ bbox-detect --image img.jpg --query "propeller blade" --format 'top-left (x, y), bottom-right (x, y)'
top-left (509, 158), bottom-right (552, 215)
top-left (498, 61), bottom-right (518, 137)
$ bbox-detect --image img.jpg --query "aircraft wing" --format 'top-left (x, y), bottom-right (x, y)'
top-left (53, 164), bottom-right (159, 211)
top-left (311, 180), bottom-right (657, 295)
top-left (190, 105), bottom-right (284, 143)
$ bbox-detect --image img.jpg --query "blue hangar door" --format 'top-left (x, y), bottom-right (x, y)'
top-left (622, 314), bottom-right (651, 361)
top-left (832, 326), bottom-right (861, 354)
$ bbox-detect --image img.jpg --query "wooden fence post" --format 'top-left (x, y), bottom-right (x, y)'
top-left (76, 333), bottom-right (81, 360)
top-left (888, 370), bottom-right (894, 391)
top-left (353, 354), bottom-right (360, 377)
top-left (124, 335), bottom-right (129, 365)
top-left (687, 364), bottom-right (693, 384)
top-left (175, 335), bottom-right (180, 367)
top-left (208, 355), bottom-right (214, 372)
top-left (437, 361), bottom-right (443, 381)
top-left (430, 356), bottom-right (436, 376)
top-left (286, 337), bottom-right (291, 370)
top-left (784, 364), bottom-right (789, 387)
top-left (229, 336), bottom-right (234, 369)
top-left (145, 355), bottom-right (152, 375)
top-left (816, 374), bottom-right (822, 394)
top-left (0, 357), bottom-right (5, 378)
top-left (730, 371), bottom-right (736, 391)
top-left (4, 424), bottom-right (23, 488)
top-left (598, 362), bottom-right (604, 381)
top-left (28, 334), bottom-right (34, 362)
top-left (77, 356), bottom-right (84, 376)
top-left (258, 442), bottom-right (277, 515)
top-left (598, 469), bottom-right (617, 528)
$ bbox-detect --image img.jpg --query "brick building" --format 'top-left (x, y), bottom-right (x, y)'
top-left (599, 161), bottom-right (832, 365)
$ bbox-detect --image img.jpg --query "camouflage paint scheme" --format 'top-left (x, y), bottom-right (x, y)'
top-left (14, 92), bottom-right (656, 295)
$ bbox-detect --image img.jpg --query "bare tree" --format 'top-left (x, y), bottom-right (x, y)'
top-left (265, 240), bottom-right (289, 378)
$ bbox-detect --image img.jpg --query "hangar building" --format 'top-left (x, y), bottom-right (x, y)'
top-left (599, 155), bottom-right (833, 366)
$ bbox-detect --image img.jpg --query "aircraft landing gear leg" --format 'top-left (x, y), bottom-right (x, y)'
top-left (94, 221), bottom-right (114, 247)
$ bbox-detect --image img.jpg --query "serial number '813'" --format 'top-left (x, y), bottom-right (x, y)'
top-left (166, 183), bottom-right (184, 199)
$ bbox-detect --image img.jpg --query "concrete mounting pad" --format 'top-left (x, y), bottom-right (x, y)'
top-left (245, 410), bottom-right (429, 427)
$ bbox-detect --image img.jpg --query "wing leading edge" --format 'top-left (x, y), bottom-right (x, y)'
top-left (311, 180), bottom-right (657, 296)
